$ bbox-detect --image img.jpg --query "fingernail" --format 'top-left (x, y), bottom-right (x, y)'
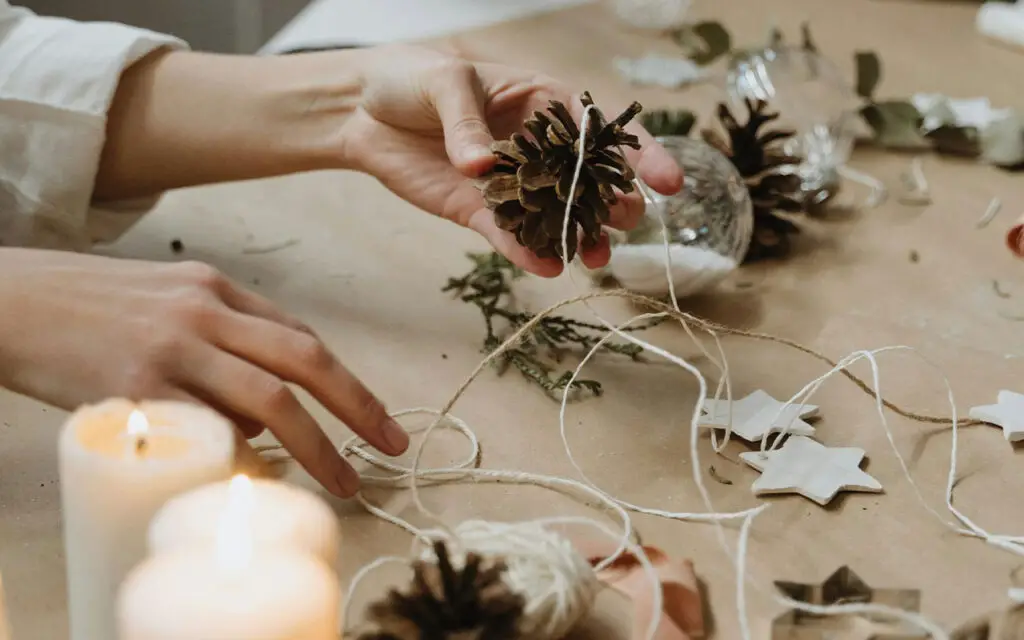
top-left (382, 418), bottom-right (410, 454)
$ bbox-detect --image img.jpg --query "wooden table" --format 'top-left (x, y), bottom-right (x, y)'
top-left (3, 0), bottom-right (1023, 637)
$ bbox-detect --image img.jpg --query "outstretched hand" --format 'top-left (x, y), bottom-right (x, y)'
top-left (340, 45), bottom-right (684, 277)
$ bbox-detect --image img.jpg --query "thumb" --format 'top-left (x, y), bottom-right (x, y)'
top-left (432, 64), bottom-right (496, 177)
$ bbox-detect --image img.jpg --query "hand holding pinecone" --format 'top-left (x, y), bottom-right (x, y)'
top-left (478, 92), bottom-right (644, 262)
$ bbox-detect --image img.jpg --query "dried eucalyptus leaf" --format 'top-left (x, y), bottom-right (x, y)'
top-left (800, 22), bottom-right (817, 52)
top-left (925, 125), bottom-right (981, 157)
top-left (641, 109), bottom-right (697, 137)
top-left (980, 110), bottom-right (1024, 167)
top-left (673, 20), bottom-right (732, 65)
top-left (860, 100), bottom-right (929, 149)
top-left (854, 51), bottom-right (881, 100)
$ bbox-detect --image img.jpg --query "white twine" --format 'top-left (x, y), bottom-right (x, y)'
top-left (336, 101), bottom-right (1021, 640)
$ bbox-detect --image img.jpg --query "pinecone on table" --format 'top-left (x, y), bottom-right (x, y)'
top-left (701, 99), bottom-right (804, 262)
top-left (480, 91), bottom-right (643, 261)
top-left (355, 540), bottom-right (526, 640)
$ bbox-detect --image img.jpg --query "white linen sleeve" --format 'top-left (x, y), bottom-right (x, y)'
top-left (0, 1), bottom-right (188, 251)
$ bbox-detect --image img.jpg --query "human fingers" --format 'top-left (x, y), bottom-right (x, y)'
top-left (210, 310), bottom-right (410, 457)
top-left (160, 385), bottom-right (264, 438)
top-left (579, 232), bottom-right (612, 270)
top-left (568, 97), bottom-right (683, 197)
top-left (625, 122), bottom-right (684, 196)
top-left (429, 61), bottom-right (497, 177)
top-left (206, 275), bottom-right (315, 335)
top-left (180, 344), bottom-right (360, 497)
top-left (467, 208), bottom-right (564, 277)
top-left (607, 191), bottom-right (645, 231)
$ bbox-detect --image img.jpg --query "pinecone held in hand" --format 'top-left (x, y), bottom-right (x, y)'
top-left (355, 540), bottom-right (526, 640)
top-left (701, 99), bottom-right (804, 262)
top-left (480, 92), bottom-right (643, 261)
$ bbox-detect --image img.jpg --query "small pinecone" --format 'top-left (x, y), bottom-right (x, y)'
top-left (356, 540), bottom-right (526, 640)
top-left (480, 92), bottom-right (642, 261)
top-left (701, 99), bottom-right (804, 262)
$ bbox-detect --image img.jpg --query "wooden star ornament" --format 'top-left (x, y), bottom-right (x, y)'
top-left (772, 566), bottom-right (925, 639)
top-left (968, 390), bottom-right (1024, 443)
top-left (739, 436), bottom-right (883, 506)
top-left (699, 389), bottom-right (819, 443)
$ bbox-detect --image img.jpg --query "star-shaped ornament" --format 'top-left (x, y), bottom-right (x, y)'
top-left (968, 390), bottom-right (1024, 442)
top-left (739, 436), bottom-right (883, 506)
top-left (772, 566), bottom-right (925, 639)
top-left (699, 389), bottom-right (819, 443)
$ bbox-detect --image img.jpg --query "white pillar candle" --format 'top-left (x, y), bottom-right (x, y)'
top-left (118, 476), bottom-right (340, 640)
top-left (148, 476), bottom-right (340, 566)
top-left (59, 399), bottom-right (235, 640)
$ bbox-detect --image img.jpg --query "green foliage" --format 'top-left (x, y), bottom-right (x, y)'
top-left (641, 109), bottom-right (697, 137)
top-left (671, 20), bottom-right (732, 65)
top-left (442, 252), bottom-right (662, 399)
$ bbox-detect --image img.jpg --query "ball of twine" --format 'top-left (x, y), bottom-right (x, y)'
top-left (423, 519), bottom-right (601, 639)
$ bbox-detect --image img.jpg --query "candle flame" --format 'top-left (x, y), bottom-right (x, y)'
top-left (216, 474), bottom-right (254, 572)
top-left (126, 409), bottom-right (149, 437)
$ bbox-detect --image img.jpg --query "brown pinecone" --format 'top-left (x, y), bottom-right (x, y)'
top-left (355, 540), bottom-right (526, 640)
top-left (701, 99), bottom-right (804, 262)
top-left (480, 92), bottom-right (642, 261)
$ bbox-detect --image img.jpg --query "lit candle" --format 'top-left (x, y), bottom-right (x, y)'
top-left (59, 399), bottom-right (235, 640)
top-left (148, 475), bottom-right (339, 566)
top-left (117, 475), bottom-right (340, 640)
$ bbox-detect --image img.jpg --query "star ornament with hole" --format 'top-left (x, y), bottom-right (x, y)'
top-left (739, 436), bottom-right (883, 506)
top-left (969, 390), bottom-right (1024, 443)
top-left (699, 389), bottom-right (819, 443)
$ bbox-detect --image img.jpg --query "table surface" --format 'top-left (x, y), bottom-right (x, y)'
top-left (4, 0), bottom-right (1024, 638)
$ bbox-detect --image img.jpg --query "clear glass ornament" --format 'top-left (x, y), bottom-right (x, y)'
top-left (725, 45), bottom-right (861, 206)
top-left (593, 136), bottom-right (753, 298)
top-left (606, 0), bottom-right (692, 30)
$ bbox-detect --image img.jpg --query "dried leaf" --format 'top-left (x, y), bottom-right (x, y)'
top-left (672, 20), bottom-right (732, 66)
top-left (980, 110), bottom-right (1024, 167)
top-left (641, 109), bottom-right (697, 137)
top-left (860, 100), bottom-right (929, 149)
top-left (800, 22), bottom-right (817, 53)
top-left (854, 51), bottom-right (882, 100)
top-left (577, 540), bottom-right (704, 640)
top-left (925, 125), bottom-right (981, 158)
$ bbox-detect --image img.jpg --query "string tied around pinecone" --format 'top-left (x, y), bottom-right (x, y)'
top-left (353, 520), bottom-right (601, 640)
top-left (479, 91), bottom-right (643, 262)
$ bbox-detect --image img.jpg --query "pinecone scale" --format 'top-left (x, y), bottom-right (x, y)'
top-left (701, 99), bottom-right (805, 262)
top-left (479, 92), bottom-right (643, 261)
top-left (356, 540), bottom-right (526, 640)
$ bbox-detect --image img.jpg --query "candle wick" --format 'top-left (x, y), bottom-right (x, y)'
top-left (135, 436), bottom-right (148, 455)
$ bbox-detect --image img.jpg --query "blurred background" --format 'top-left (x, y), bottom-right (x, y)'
top-left (14, 0), bottom-right (598, 54)
top-left (17, 0), bottom-right (310, 52)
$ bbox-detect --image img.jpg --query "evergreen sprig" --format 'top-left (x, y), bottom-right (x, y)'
top-left (443, 252), bottom-right (662, 398)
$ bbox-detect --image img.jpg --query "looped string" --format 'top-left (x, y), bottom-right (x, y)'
top-left (273, 102), bottom-right (1011, 639)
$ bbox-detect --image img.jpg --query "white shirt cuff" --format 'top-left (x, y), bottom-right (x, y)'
top-left (0, 4), bottom-right (188, 250)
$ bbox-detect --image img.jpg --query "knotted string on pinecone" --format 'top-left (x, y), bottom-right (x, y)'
top-left (479, 92), bottom-right (642, 261)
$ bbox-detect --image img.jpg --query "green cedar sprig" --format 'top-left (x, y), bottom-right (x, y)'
top-left (442, 252), bottom-right (662, 398)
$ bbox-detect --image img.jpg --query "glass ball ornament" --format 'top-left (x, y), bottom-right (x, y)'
top-left (725, 45), bottom-right (862, 207)
top-left (589, 136), bottom-right (753, 299)
top-left (606, 0), bottom-right (692, 30)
